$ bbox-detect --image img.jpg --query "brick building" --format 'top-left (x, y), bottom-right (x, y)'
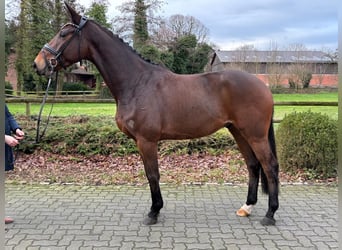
top-left (208, 50), bottom-right (338, 87)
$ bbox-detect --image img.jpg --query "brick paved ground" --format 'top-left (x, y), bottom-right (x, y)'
top-left (5, 184), bottom-right (338, 250)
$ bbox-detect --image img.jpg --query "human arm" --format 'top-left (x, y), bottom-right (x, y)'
top-left (5, 135), bottom-right (19, 147)
top-left (5, 105), bottom-right (24, 140)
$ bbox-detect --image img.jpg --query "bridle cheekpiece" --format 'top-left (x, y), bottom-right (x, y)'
top-left (43, 16), bottom-right (88, 71)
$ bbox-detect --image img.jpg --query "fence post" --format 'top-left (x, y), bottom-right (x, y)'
top-left (25, 102), bottom-right (30, 117)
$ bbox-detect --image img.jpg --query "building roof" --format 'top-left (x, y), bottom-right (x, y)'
top-left (213, 50), bottom-right (335, 63)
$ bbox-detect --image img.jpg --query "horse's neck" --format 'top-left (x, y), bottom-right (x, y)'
top-left (88, 36), bottom-right (151, 101)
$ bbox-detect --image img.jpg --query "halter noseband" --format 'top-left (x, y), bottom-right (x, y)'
top-left (43, 16), bottom-right (88, 70)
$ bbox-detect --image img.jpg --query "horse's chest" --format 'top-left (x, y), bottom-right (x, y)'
top-left (115, 110), bottom-right (137, 139)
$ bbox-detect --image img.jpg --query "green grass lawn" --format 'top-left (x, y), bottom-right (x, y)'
top-left (8, 103), bottom-right (117, 117)
top-left (273, 92), bottom-right (338, 121)
top-left (272, 92), bottom-right (337, 102)
top-left (7, 92), bottom-right (338, 121)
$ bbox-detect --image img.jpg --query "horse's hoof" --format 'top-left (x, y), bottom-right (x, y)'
top-left (260, 216), bottom-right (276, 226)
top-left (236, 204), bottom-right (253, 217)
top-left (236, 208), bottom-right (250, 217)
top-left (143, 216), bottom-right (158, 225)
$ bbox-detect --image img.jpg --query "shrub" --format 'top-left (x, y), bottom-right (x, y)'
top-left (42, 116), bottom-right (138, 156)
top-left (159, 132), bottom-right (237, 156)
top-left (99, 85), bottom-right (113, 99)
top-left (5, 81), bottom-right (13, 95)
top-left (16, 115), bottom-right (238, 157)
top-left (276, 111), bottom-right (337, 179)
top-left (23, 73), bottom-right (36, 92)
top-left (288, 78), bottom-right (296, 89)
top-left (62, 82), bottom-right (90, 94)
top-left (302, 72), bottom-right (312, 88)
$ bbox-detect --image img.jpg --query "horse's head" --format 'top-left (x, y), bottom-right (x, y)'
top-left (33, 2), bottom-right (88, 76)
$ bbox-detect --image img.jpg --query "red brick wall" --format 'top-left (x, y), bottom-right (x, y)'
top-left (255, 74), bottom-right (338, 87)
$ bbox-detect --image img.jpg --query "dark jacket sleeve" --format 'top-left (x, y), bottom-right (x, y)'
top-left (5, 104), bottom-right (21, 135)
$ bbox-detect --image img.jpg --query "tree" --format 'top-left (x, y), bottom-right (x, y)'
top-left (112, 0), bottom-right (164, 44)
top-left (266, 43), bottom-right (285, 88)
top-left (84, 0), bottom-right (111, 91)
top-left (152, 15), bottom-right (211, 74)
top-left (267, 61), bottom-right (285, 88)
top-left (5, 20), bottom-right (17, 72)
top-left (139, 44), bottom-right (160, 63)
top-left (168, 14), bottom-right (208, 43)
top-left (187, 43), bottom-right (212, 74)
top-left (169, 34), bottom-right (211, 74)
top-left (14, 0), bottom-right (70, 94)
top-left (172, 35), bottom-right (197, 74)
top-left (111, 1), bottom-right (212, 73)
top-left (113, 0), bottom-right (164, 63)
top-left (15, 0), bottom-right (31, 95)
top-left (53, 0), bottom-right (63, 31)
top-left (151, 14), bottom-right (209, 50)
top-left (286, 44), bottom-right (312, 89)
top-left (315, 48), bottom-right (336, 87)
top-left (85, 0), bottom-right (111, 29)
top-left (7, 0), bottom-right (99, 94)
top-left (133, 0), bottom-right (149, 49)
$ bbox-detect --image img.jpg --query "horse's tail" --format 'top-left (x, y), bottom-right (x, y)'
top-left (260, 110), bottom-right (278, 194)
top-left (268, 112), bottom-right (277, 159)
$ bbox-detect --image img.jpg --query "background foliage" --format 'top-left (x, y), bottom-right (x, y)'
top-left (276, 111), bottom-right (337, 179)
top-left (5, 0), bottom-right (213, 95)
top-left (12, 108), bottom-right (338, 184)
top-left (16, 115), bottom-right (236, 157)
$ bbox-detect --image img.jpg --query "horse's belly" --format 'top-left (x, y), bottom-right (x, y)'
top-left (160, 119), bottom-right (226, 140)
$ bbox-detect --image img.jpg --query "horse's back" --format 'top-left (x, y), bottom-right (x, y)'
top-left (199, 69), bottom-right (273, 107)
top-left (211, 69), bottom-right (270, 94)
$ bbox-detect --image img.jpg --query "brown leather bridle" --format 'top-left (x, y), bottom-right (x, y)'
top-left (42, 16), bottom-right (88, 71)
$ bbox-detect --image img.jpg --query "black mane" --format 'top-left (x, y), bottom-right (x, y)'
top-left (90, 19), bottom-right (160, 67)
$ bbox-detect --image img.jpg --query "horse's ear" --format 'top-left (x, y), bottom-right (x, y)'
top-left (64, 1), bottom-right (81, 24)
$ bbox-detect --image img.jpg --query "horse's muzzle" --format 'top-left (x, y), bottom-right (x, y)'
top-left (32, 61), bottom-right (46, 76)
top-left (33, 58), bottom-right (55, 76)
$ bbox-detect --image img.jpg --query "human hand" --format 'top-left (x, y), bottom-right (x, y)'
top-left (5, 135), bottom-right (19, 147)
top-left (15, 128), bottom-right (25, 140)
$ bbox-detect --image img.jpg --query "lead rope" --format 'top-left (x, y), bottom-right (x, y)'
top-left (35, 70), bottom-right (57, 143)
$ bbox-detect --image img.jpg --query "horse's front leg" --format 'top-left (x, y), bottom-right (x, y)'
top-left (136, 138), bottom-right (163, 225)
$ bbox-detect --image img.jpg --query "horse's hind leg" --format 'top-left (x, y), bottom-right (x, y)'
top-left (249, 139), bottom-right (279, 225)
top-left (136, 138), bottom-right (163, 225)
top-left (228, 125), bottom-right (261, 217)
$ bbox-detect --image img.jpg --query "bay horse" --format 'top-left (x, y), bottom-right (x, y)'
top-left (33, 2), bottom-right (279, 226)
